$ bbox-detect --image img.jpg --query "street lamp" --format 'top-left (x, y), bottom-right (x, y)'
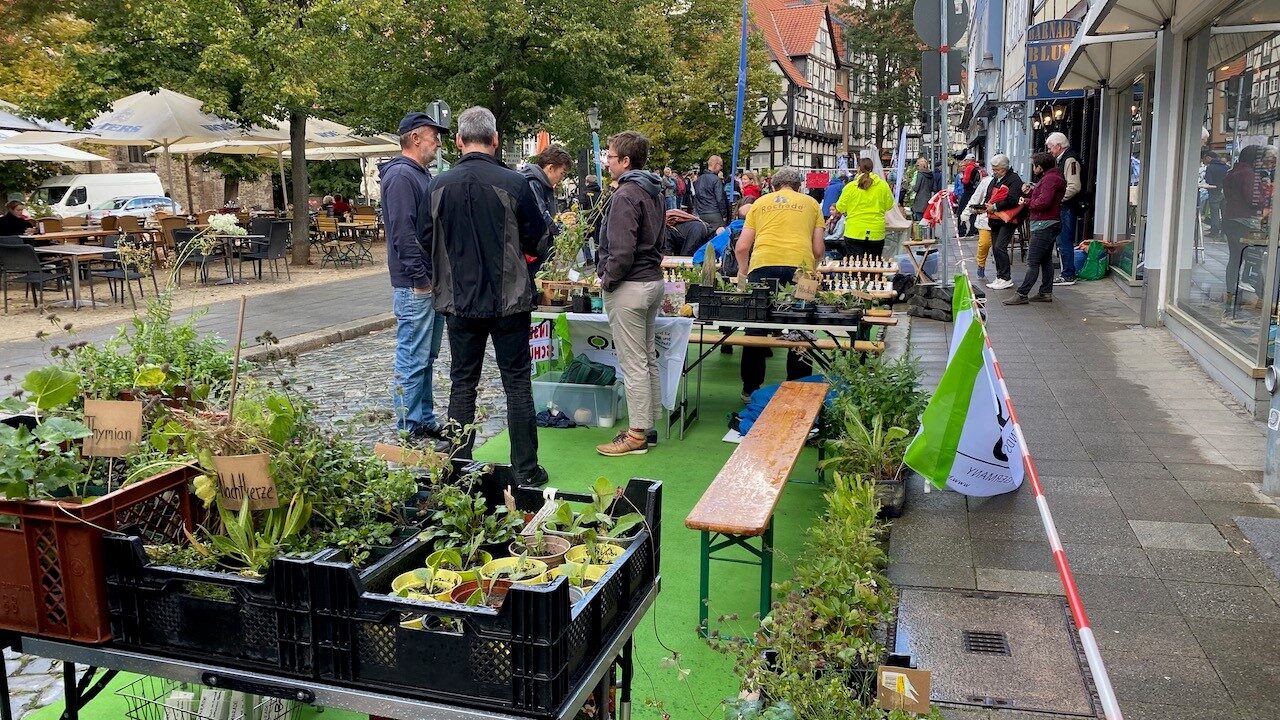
top-left (587, 105), bottom-right (603, 191)
top-left (975, 52), bottom-right (1000, 98)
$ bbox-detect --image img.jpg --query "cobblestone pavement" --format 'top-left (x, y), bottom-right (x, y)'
top-left (9, 328), bottom-right (510, 719)
top-left (253, 327), bottom-right (510, 447)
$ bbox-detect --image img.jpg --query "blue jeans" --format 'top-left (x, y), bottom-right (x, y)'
top-left (1057, 206), bottom-right (1078, 279)
top-left (664, 196), bottom-right (678, 211)
top-left (391, 287), bottom-right (445, 433)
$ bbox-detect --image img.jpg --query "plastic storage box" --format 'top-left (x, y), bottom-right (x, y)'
top-left (532, 371), bottom-right (626, 428)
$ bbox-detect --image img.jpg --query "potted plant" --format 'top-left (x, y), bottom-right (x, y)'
top-left (540, 477), bottom-right (644, 545)
top-left (419, 481), bottom-right (523, 571)
top-left (450, 577), bottom-right (513, 608)
top-left (819, 410), bottom-right (910, 518)
top-left (549, 561), bottom-right (607, 588)
top-left (425, 547), bottom-right (494, 583)
top-left (509, 529), bottom-right (571, 568)
top-left (481, 554), bottom-right (549, 585)
top-left (391, 566), bottom-right (464, 602)
top-left (565, 534), bottom-right (625, 567)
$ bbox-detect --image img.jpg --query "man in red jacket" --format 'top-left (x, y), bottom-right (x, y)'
top-left (1005, 152), bottom-right (1066, 305)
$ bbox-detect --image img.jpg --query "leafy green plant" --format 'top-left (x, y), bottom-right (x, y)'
top-left (186, 493), bottom-right (313, 576)
top-left (542, 476), bottom-right (643, 540)
top-left (0, 366), bottom-right (82, 418)
top-left (824, 354), bottom-right (926, 435)
top-left (820, 412), bottom-right (909, 483)
top-left (0, 420), bottom-right (92, 500)
top-left (419, 480), bottom-right (522, 567)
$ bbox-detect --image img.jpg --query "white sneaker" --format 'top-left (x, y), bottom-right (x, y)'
top-left (987, 278), bottom-right (1013, 290)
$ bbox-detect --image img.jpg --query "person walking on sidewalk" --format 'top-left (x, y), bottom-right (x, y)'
top-left (1202, 150), bottom-right (1229, 236)
top-left (909, 158), bottom-right (934, 222)
top-left (382, 110), bottom-right (450, 445)
top-left (733, 167), bottom-right (824, 400)
top-left (693, 155), bottom-right (730, 232)
top-left (1045, 132), bottom-right (1083, 286)
top-left (983, 154), bottom-right (1025, 290)
top-left (961, 170), bottom-right (995, 280)
top-left (429, 106), bottom-right (550, 485)
top-left (1005, 152), bottom-right (1066, 305)
top-left (595, 131), bottom-right (666, 457)
top-left (833, 157), bottom-right (895, 258)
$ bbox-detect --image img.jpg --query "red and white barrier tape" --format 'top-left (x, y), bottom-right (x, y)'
top-left (937, 215), bottom-right (1124, 719)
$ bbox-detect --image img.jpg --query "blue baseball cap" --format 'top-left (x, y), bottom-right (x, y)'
top-left (398, 111), bottom-right (448, 135)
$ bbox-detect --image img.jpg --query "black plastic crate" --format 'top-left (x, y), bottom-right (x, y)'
top-left (103, 539), bottom-right (322, 678)
top-left (311, 476), bottom-right (662, 718)
top-left (99, 459), bottom-right (496, 676)
top-left (689, 284), bottom-right (772, 322)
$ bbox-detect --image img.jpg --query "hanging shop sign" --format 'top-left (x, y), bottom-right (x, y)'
top-left (1026, 20), bottom-right (1086, 101)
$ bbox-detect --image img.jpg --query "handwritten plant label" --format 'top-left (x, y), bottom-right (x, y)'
top-left (876, 666), bottom-right (930, 714)
top-left (795, 275), bottom-right (820, 301)
top-left (212, 453), bottom-right (279, 511)
top-left (82, 399), bottom-right (144, 457)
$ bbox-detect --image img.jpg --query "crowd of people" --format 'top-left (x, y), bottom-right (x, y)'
top-left (379, 104), bottom-right (932, 471)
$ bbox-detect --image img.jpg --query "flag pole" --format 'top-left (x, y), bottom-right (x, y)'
top-left (728, 0), bottom-right (749, 203)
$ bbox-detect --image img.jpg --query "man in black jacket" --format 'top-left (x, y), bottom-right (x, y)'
top-left (693, 154), bottom-right (729, 232)
top-left (429, 106), bottom-right (549, 485)
top-left (380, 110), bottom-right (450, 444)
top-left (595, 131), bottom-right (665, 457)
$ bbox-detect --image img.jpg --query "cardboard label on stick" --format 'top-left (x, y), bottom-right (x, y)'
top-left (373, 442), bottom-right (444, 469)
top-left (795, 275), bottom-right (820, 301)
top-left (213, 453), bottom-right (279, 511)
top-left (82, 399), bottom-right (144, 457)
top-left (876, 666), bottom-right (931, 714)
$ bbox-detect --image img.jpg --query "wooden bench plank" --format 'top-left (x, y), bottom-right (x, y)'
top-left (690, 330), bottom-right (884, 354)
top-left (685, 381), bottom-right (828, 536)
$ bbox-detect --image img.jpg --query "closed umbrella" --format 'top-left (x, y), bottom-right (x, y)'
top-left (0, 131), bottom-right (108, 162)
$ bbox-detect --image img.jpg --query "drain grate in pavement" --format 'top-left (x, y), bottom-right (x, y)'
top-left (894, 587), bottom-right (1099, 717)
top-left (962, 630), bottom-right (1010, 656)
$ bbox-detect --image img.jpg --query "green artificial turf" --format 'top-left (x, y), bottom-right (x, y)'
top-left (475, 350), bottom-right (826, 719)
top-left (30, 351), bottom-right (824, 720)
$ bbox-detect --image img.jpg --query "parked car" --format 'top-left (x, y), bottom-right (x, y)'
top-left (32, 172), bottom-right (166, 218)
top-left (85, 195), bottom-right (182, 224)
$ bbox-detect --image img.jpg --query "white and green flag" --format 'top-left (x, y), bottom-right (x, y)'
top-left (904, 275), bottom-right (1024, 496)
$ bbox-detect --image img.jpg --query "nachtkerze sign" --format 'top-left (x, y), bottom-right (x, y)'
top-left (1026, 20), bottom-right (1085, 101)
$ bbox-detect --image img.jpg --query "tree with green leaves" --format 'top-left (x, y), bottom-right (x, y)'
top-left (625, 0), bottom-right (775, 171)
top-left (835, 0), bottom-right (920, 150)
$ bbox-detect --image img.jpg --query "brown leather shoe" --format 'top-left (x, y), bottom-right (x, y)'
top-left (596, 430), bottom-right (649, 457)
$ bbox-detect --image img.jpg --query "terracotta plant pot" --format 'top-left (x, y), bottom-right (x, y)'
top-left (450, 579), bottom-right (512, 608)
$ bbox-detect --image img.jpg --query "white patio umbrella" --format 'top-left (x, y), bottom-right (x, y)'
top-left (0, 101), bottom-right (82, 135)
top-left (10, 88), bottom-right (271, 207)
top-left (155, 120), bottom-right (394, 202)
top-left (0, 131), bottom-right (108, 162)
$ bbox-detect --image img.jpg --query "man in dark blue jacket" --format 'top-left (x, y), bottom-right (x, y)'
top-left (429, 106), bottom-right (549, 485)
top-left (693, 154), bottom-right (729, 231)
top-left (380, 110), bottom-right (449, 444)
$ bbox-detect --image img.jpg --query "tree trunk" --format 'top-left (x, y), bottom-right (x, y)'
top-left (289, 110), bottom-right (310, 265)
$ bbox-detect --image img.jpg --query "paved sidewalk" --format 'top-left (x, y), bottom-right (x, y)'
top-left (895, 249), bottom-right (1280, 719)
top-left (1, 273), bottom-right (393, 391)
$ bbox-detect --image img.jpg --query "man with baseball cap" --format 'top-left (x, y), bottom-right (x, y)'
top-left (381, 109), bottom-right (450, 445)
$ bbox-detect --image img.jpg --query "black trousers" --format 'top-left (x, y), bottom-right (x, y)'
top-left (446, 311), bottom-right (539, 480)
top-left (741, 266), bottom-right (813, 394)
top-left (990, 221), bottom-right (1016, 280)
top-left (1017, 223), bottom-right (1060, 297)
top-left (848, 239), bottom-right (885, 258)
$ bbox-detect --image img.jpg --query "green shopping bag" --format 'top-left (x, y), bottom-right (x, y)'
top-left (1077, 241), bottom-right (1109, 281)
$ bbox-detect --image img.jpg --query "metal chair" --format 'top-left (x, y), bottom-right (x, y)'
top-left (240, 221), bottom-right (292, 280)
top-left (173, 228), bottom-right (230, 284)
top-left (0, 243), bottom-right (71, 313)
top-left (91, 235), bottom-right (157, 309)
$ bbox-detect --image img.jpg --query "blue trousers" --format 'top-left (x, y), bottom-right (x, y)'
top-left (1057, 206), bottom-right (1078, 280)
top-left (391, 287), bottom-right (445, 433)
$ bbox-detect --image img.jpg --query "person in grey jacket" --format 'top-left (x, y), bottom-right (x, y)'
top-left (910, 157), bottom-right (934, 220)
top-left (693, 154), bottom-right (729, 231)
top-left (595, 131), bottom-right (665, 457)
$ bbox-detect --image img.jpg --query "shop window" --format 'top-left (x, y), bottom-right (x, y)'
top-left (1172, 25), bottom-right (1278, 364)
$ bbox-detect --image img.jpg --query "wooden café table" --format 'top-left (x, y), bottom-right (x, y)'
top-left (30, 229), bottom-right (120, 245)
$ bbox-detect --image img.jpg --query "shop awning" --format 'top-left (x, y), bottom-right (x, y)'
top-left (1208, 23), bottom-right (1280, 68)
top-left (1054, 29), bottom-right (1157, 91)
top-left (1083, 0), bottom-right (1280, 36)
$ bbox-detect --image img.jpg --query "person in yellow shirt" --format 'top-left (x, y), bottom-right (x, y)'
top-left (833, 156), bottom-right (895, 258)
top-left (733, 167), bottom-right (825, 400)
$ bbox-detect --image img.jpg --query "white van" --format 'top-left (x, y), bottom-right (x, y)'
top-left (31, 173), bottom-right (166, 218)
